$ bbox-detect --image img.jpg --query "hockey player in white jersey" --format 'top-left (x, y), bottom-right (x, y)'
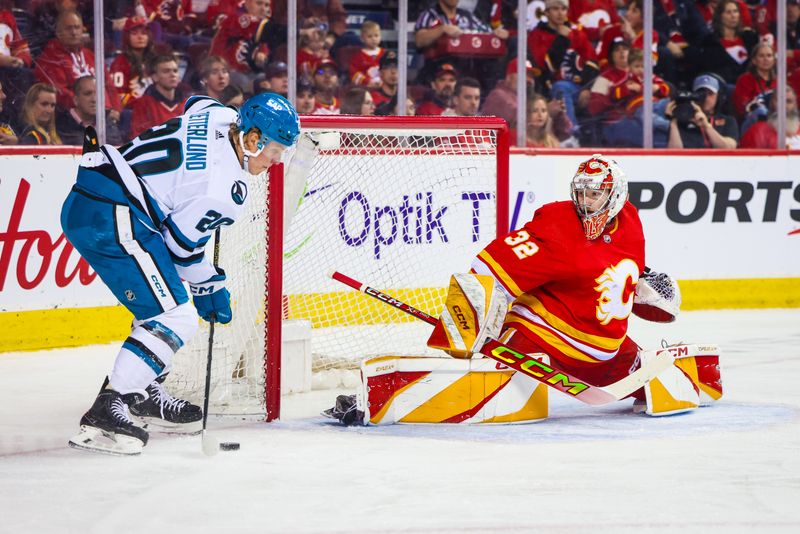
top-left (60, 92), bottom-right (300, 455)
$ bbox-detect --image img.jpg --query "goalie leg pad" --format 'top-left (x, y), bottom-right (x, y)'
top-left (359, 355), bottom-right (548, 425)
top-left (640, 343), bottom-right (722, 416)
top-left (427, 274), bottom-right (509, 359)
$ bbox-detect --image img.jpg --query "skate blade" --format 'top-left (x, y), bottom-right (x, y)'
top-left (133, 416), bottom-right (202, 435)
top-left (68, 425), bottom-right (144, 456)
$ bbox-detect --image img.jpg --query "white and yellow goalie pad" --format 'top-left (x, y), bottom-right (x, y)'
top-left (641, 343), bottom-right (723, 416)
top-left (358, 355), bottom-right (549, 425)
top-left (427, 273), bottom-right (509, 359)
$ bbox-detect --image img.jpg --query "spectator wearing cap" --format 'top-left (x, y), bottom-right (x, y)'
top-left (312, 58), bottom-right (340, 114)
top-left (482, 57), bottom-right (536, 130)
top-left (666, 73), bottom-right (738, 148)
top-left (370, 51), bottom-right (398, 108)
top-left (295, 80), bottom-right (316, 114)
top-left (416, 62), bottom-right (458, 115)
top-left (34, 10), bottom-right (122, 118)
top-left (350, 20), bottom-right (386, 88)
top-left (683, 0), bottom-right (757, 86)
top-left (528, 0), bottom-right (598, 130)
top-left (110, 17), bottom-right (155, 110)
top-left (210, 0), bottom-right (273, 94)
top-left (740, 86), bottom-right (800, 149)
top-left (415, 1), bottom-right (505, 92)
top-left (442, 76), bottom-right (481, 116)
top-left (258, 61), bottom-right (289, 96)
top-left (199, 55), bottom-right (231, 101)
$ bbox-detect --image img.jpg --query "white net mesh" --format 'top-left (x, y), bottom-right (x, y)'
top-left (166, 119), bottom-right (504, 416)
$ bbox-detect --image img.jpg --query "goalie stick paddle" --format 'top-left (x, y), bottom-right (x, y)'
top-left (329, 271), bottom-right (673, 406)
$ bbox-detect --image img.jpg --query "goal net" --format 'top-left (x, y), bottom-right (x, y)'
top-left (166, 116), bottom-right (509, 419)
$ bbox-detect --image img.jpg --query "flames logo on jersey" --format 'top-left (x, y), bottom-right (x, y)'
top-left (594, 258), bottom-right (639, 325)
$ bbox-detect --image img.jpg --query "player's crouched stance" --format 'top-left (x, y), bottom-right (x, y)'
top-left (61, 93), bottom-right (300, 454)
top-left (326, 155), bottom-right (721, 425)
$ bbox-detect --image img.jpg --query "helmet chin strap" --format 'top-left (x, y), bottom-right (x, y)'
top-left (238, 131), bottom-right (265, 171)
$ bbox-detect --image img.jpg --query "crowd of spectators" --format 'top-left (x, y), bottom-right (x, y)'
top-left (0, 0), bottom-right (798, 149)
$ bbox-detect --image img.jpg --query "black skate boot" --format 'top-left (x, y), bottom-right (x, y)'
top-left (68, 387), bottom-right (149, 456)
top-left (321, 394), bottom-right (364, 426)
top-left (130, 374), bottom-right (203, 435)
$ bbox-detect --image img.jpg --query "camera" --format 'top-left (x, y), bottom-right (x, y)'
top-left (673, 90), bottom-right (701, 127)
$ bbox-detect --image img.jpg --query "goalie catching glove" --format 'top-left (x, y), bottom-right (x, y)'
top-left (427, 273), bottom-right (509, 358)
top-left (633, 268), bottom-right (681, 323)
top-left (190, 268), bottom-right (232, 324)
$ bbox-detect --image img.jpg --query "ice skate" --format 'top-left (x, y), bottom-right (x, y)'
top-left (68, 388), bottom-right (148, 456)
top-left (321, 394), bottom-right (363, 426)
top-left (130, 374), bottom-right (203, 435)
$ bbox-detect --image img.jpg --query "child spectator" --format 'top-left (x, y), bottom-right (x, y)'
top-left (524, 93), bottom-right (560, 147)
top-left (295, 80), bottom-right (316, 114)
top-left (0, 80), bottom-right (18, 145)
top-left (349, 20), bottom-right (385, 88)
top-left (130, 54), bottom-right (185, 136)
top-left (442, 77), bottom-right (481, 117)
top-left (482, 57), bottom-right (536, 129)
top-left (210, 0), bottom-right (273, 94)
top-left (56, 76), bottom-right (124, 145)
top-left (528, 0), bottom-right (599, 129)
top-left (18, 82), bottom-right (61, 145)
top-left (297, 18), bottom-right (328, 81)
top-left (740, 86), bottom-right (800, 148)
top-left (416, 62), bottom-right (457, 116)
top-left (340, 86), bottom-right (375, 115)
top-left (34, 10), bottom-right (123, 118)
top-left (589, 39), bottom-right (633, 125)
top-left (198, 55), bottom-right (231, 102)
top-left (110, 17), bottom-right (155, 110)
top-left (369, 51), bottom-right (398, 108)
top-left (732, 42), bottom-right (775, 124)
top-left (312, 58), bottom-right (340, 114)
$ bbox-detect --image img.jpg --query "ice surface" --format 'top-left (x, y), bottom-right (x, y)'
top-left (1, 309), bottom-right (799, 533)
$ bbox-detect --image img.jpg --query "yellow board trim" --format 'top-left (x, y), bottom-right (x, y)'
top-left (2, 278), bottom-right (798, 352)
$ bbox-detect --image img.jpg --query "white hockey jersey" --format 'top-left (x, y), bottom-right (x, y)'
top-left (113, 95), bottom-right (247, 284)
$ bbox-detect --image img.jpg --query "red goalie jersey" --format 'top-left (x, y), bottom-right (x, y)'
top-left (472, 200), bottom-right (645, 370)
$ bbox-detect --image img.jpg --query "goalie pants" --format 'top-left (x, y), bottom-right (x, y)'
top-left (61, 180), bottom-right (198, 394)
top-left (501, 328), bottom-right (645, 399)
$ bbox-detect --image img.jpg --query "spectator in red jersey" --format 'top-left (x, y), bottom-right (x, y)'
top-left (524, 93), bottom-right (561, 147)
top-left (370, 51), bottom-right (398, 109)
top-left (130, 54), bottom-right (185, 136)
top-left (56, 76), bottom-right (124, 145)
top-left (295, 79), bottom-right (316, 114)
top-left (271, 0), bottom-right (348, 39)
top-left (695, 0), bottom-right (753, 32)
top-left (482, 57), bottom-right (536, 130)
top-left (311, 58), bottom-right (340, 114)
top-left (297, 18), bottom-right (328, 81)
top-left (29, 0), bottom-right (93, 58)
top-left (732, 42), bottom-right (776, 127)
top-left (198, 55), bottom-right (231, 102)
top-left (110, 17), bottom-right (155, 111)
top-left (528, 0), bottom-right (599, 131)
top-left (141, 0), bottom-right (197, 51)
top-left (597, 0), bottom-right (659, 72)
top-left (416, 62), bottom-right (457, 116)
top-left (34, 10), bottom-right (123, 118)
top-left (340, 86), bottom-right (375, 115)
top-left (568, 0), bottom-right (621, 43)
top-left (0, 7), bottom-right (34, 112)
top-left (210, 0), bottom-right (273, 94)
top-left (442, 76), bottom-right (481, 117)
top-left (259, 61), bottom-right (289, 96)
top-left (18, 82), bottom-right (61, 145)
top-left (349, 20), bottom-right (385, 88)
top-left (475, 0), bottom-right (515, 40)
top-left (740, 85), bottom-right (800, 148)
top-left (683, 0), bottom-right (757, 85)
top-left (589, 39), bottom-right (634, 129)
top-left (0, 80), bottom-right (18, 145)
top-left (414, 0), bottom-right (504, 91)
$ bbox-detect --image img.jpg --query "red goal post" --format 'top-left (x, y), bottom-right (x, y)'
top-left (167, 115), bottom-right (510, 420)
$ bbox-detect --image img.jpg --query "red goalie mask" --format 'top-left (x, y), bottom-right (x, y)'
top-left (570, 154), bottom-right (628, 240)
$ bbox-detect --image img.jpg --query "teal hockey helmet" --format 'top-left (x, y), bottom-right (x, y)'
top-left (237, 92), bottom-right (300, 150)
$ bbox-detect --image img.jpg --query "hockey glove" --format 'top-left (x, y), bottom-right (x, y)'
top-left (190, 269), bottom-right (232, 324)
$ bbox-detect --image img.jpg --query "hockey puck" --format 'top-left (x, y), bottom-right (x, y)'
top-left (219, 442), bottom-right (240, 451)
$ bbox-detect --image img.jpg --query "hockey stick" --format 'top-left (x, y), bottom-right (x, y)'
top-left (201, 227), bottom-right (222, 456)
top-left (330, 271), bottom-right (673, 406)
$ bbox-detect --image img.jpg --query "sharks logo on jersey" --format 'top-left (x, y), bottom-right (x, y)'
top-left (231, 180), bottom-right (248, 205)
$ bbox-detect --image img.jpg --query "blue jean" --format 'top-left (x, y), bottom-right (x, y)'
top-left (550, 80), bottom-right (581, 131)
top-left (604, 100), bottom-right (671, 148)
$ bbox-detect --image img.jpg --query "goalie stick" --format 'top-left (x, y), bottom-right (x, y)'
top-left (330, 271), bottom-right (674, 406)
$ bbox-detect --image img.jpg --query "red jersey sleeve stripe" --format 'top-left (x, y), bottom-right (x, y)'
top-left (476, 250), bottom-right (524, 298)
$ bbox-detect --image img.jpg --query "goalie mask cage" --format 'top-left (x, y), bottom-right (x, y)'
top-left (166, 116), bottom-right (510, 420)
